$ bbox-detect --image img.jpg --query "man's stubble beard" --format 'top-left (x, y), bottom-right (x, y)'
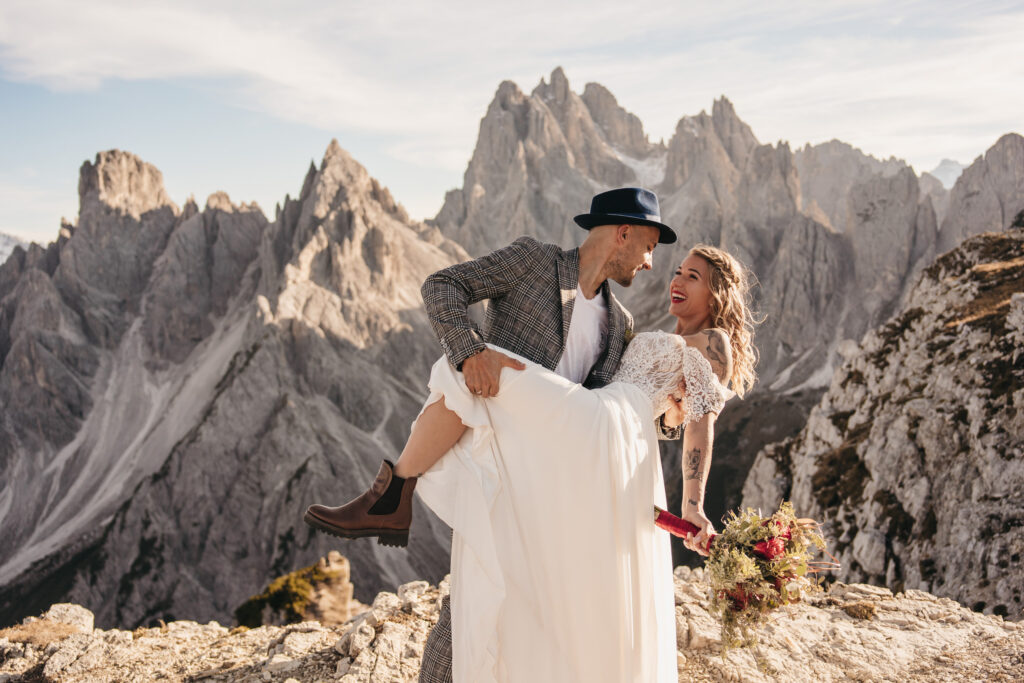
top-left (607, 253), bottom-right (638, 287)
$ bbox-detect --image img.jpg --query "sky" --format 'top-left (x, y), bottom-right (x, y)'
top-left (1, 0), bottom-right (1022, 245)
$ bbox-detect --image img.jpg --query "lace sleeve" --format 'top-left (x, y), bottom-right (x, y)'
top-left (680, 346), bottom-right (735, 426)
top-left (611, 331), bottom-right (735, 424)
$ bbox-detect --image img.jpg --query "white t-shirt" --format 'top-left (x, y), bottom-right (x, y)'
top-left (554, 287), bottom-right (609, 384)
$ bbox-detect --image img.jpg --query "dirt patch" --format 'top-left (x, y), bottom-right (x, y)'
top-left (0, 619), bottom-right (80, 647)
top-left (945, 256), bottom-right (1024, 335)
top-left (841, 600), bottom-right (878, 620)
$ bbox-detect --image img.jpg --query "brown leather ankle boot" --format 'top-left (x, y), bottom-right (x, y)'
top-left (303, 460), bottom-right (417, 547)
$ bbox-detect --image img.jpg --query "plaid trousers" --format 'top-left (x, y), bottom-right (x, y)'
top-left (418, 594), bottom-right (453, 683)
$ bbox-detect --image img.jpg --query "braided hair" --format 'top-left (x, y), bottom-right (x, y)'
top-left (686, 244), bottom-right (761, 398)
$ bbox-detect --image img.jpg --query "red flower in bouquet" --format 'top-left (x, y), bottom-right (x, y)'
top-left (753, 537), bottom-right (786, 560)
top-left (727, 587), bottom-right (750, 611)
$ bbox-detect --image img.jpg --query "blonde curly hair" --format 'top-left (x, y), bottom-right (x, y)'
top-left (681, 244), bottom-right (760, 398)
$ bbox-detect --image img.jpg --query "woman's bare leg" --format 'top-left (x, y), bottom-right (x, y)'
top-left (393, 397), bottom-right (467, 478)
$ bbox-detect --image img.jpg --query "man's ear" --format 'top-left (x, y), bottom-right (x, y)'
top-left (616, 224), bottom-right (631, 244)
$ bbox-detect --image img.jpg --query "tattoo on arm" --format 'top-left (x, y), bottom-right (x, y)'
top-left (684, 446), bottom-right (704, 479)
top-left (687, 498), bottom-right (699, 507)
top-left (702, 330), bottom-right (730, 379)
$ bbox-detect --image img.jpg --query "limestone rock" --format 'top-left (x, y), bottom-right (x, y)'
top-left (3, 576), bottom-right (1021, 682)
top-left (743, 227), bottom-right (1024, 619)
top-left (844, 166), bottom-right (930, 328)
top-left (793, 139), bottom-right (908, 232)
top-left (939, 133), bottom-right (1024, 253)
top-left (141, 192), bottom-right (265, 364)
top-left (57, 150), bottom-right (181, 348)
top-left (40, 604), bottom-right (94, 632)
top-left (580, 82), bottom-right (655, 159)
top-left (433, 68), bottom-right (635, 258)
top-left (711, 97), bottom-right (759, 173)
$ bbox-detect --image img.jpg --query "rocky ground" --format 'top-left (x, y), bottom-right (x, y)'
top-left (2, 567), bottom-right (1021, 682)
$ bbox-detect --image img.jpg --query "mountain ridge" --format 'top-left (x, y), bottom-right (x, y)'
top-left (1, 69), bottom-right (1021, 629)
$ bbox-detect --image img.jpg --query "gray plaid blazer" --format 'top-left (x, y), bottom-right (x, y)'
top-left (421, 235), bottom-right (629, 387)
top-left (417, 236), bottom-right (678, 683)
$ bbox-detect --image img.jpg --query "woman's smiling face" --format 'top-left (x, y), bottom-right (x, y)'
top-left (669, 253), bottom-right (713, 321)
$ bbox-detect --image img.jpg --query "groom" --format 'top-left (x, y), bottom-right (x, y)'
top-left (418, 187), bottom-right (680, 682)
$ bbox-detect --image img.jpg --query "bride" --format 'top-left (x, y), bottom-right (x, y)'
top-left (306, 212), bottom-right (757, 680)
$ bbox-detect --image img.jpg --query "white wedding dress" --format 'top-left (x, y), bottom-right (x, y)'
top-left (415, 331), bottom-right (734, 683)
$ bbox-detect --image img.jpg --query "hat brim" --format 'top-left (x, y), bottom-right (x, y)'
top-left (574, 213), bottom-right (677, 244)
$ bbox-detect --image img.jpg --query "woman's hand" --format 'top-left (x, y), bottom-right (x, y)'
top-left (663, 378), bottom-right (688, 428)
top-left (680, 507), bottom-right (715, 556)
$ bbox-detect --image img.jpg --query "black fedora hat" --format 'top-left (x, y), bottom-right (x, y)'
top-left (574, 187), bottom-right (677, 244)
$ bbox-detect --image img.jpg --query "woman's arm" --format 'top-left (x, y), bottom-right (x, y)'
top-left (680, 410), bottom-right (717, 556)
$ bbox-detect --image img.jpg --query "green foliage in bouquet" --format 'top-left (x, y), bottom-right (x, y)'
top-left (706, 501), bottom-right (830, 649)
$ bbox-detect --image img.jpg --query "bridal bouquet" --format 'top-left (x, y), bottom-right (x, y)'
top-left (655, 501), bottom-right (836, 649)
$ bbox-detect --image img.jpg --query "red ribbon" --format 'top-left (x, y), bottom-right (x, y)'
top-left (653, 506), bottom-right (714, 553)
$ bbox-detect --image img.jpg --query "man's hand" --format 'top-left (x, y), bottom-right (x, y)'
top-left (663, 378), bottom-right (688, 428)
top-left (462, 349), bottom-right (526, 398)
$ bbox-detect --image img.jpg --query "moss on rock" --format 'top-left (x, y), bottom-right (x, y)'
top-left (234, 562), bottom-right (340, 628)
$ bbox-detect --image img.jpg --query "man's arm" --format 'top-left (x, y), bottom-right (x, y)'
top-left (422, 236), bottom-right (543, 370)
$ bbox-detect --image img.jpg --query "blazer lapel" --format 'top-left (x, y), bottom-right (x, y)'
top-left (603, 281), bottom-right (627, 367)
top-left (556, 248), bottom-right (580, 348)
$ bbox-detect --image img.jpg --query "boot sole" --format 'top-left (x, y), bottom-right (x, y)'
top-left (303, 510), bottom-right (410, 548)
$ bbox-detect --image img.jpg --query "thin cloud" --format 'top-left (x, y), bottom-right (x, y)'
top-left (1, 0), bottom-right (1021, 212)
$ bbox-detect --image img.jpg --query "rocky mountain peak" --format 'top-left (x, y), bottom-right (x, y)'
top-left (929, 158), bottom-right (966, 189)
top-left (710, 96), bottom-right (759, 171)
top-left (0, 232), bottom-right (26, 267)
top-left (493, 78), bottom-right (525, 107)
top-left (534, 65), bottom-right (571, 104)
top-left (52, 150), bottom-right (183, 349)
top-left (205, 190), bottom-right (236, 213)
top-left (939, 132), bottom-right (1024, 253)
top-left (77, 150), bottom-right (178, 223)
top-left (433, 69), bottom-right (638, 255)
top-left (580, 82), bottom-right (654, 158)
top-left (313, 139), bottom-right (408, 224)
top-left (258, 141), bottom-right (461, 352)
